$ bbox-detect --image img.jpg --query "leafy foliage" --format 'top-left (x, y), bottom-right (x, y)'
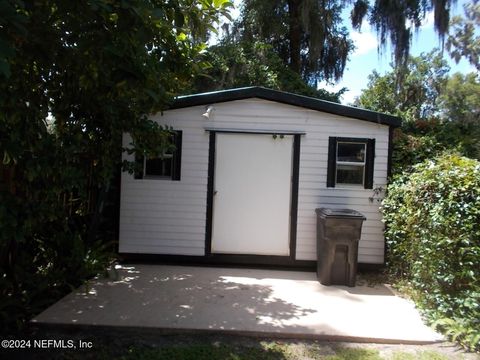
top-left (356, 51), bottom-right (480, 173)
top-left (382, 154), bottom-right (480, 351)
top-left (365, 0), bottom-right (454, 69)
top-left (356, 50), bottom-right (449, 123)
top-left (438, 72), bottom-right (480, 159)
top-left (188, 38), bottom-right (345, 102)
top-left (0, 0), bottom-right (229, 332)
top-left (447, 1), bottom-right (480, 71)
top-left (237, 0), bottom-right (353, 84)
top-left (232, 0), bottom-right (454, 85)
top-left (389, 121), bottom-right (452, 175)
top-left (440, 72), bottom-right (480, 124)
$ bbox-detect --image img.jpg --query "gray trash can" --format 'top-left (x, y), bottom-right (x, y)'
top-left (315, 208), bottom-right (366, 287)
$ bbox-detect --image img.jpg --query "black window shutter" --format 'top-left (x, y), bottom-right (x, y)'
top-left (364, 138), bottom-right (375, 189)
top-left (134, 152), bottom-right (144, 179)
top-left (327, 137), bottom-right (337, 187)
top-left (172, 131), bottom-right (182, 181)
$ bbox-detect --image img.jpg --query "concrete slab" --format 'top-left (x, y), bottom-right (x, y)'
top-left (32, 264), bottom-right (442, 343)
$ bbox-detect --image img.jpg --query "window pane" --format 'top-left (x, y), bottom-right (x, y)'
top-left (145, 157), bottom-right (173, 177)
top-left (336, 164), bottom-right (364, 185)
top-left (337, 143), bottom-right (365, 162)
top-left (139, 130), bottom-right (181, 180)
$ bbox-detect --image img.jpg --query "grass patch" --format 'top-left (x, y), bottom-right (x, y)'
top-left (389, 350), bottom-right (449, 360)
top-left (324, 347), bottom-right (382, 360)
top-left (97, 343), bottom-right (411, 360)
top-left (118, 344), bottom-right (384, 360)
top-left (114, 345), bottom-right (457, 360)
top-left (18, 330), bottom-right (471, 360)
top-left (119, 343), bottom-right (287, 360)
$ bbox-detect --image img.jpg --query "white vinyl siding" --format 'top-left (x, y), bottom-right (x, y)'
top-left (119, 98), bottom-right (390, 264)
top-left (119, 121), bottom-right (209, 256)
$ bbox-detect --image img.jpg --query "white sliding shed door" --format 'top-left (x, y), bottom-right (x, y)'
top-left (211, 133), bottom-right (293, 256)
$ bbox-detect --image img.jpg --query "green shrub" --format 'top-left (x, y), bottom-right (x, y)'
top-left (382, 154), bottom-right (480, 351)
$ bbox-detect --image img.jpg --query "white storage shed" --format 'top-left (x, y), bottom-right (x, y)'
top-left (119, 87), bottom-right (401, 268)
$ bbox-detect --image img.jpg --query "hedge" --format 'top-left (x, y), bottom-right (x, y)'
top-left (382, 154), bottom-right (480, 351)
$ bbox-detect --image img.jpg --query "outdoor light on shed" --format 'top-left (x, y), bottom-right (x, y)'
top-left (202, 105), bottom-right (214, 119)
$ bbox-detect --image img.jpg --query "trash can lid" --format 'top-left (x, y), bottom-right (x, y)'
top-left (315, 208), bottom-right (366, 220)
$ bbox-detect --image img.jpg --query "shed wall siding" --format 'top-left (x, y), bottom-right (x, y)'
top-left (119, 98), bottom-right (389, 263)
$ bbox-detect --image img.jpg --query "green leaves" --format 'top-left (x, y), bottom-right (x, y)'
top-left (357, 51), bottom-right (480, 175)
top-left (0, 0), bottom-right (230, 333)
top-left (176, 32), bottom-right (187, 42)
top-left (237, 0), bottom-right (353, 83)
top-left (0, 0), bottom-right (27, 78)
top-left (447, 2), bottom-right (480, 71)
top-left (382, 154), bottom-right (480, 351)
top-left (188, 39), bottom-right (344, 102)
top-left (356, 50), bottom-right (450, 123)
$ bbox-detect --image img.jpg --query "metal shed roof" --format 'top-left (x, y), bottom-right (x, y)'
top-left (171, 86), bottom-right (401, 127)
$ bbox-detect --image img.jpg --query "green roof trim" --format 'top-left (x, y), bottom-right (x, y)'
top-left (171, 86), bottom-right (401, 127)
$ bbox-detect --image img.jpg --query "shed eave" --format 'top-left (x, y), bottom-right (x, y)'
top-left (170, 86), bottom-right (402, 128)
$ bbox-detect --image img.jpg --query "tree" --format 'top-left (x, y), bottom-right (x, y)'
top-left (188, 38), bottom-right (345, 102)
top-left (355, 50), bottom-right (449, 123)
top-left (440, 72), bottom-right (480, 124)
top-left (439, 72), bottom-right (480, 158)
top-left (238, 0), bottom-right (353, 84)
top-left (356, 51), bottom-right (480, 174)
top-left (234, 0), bottom-right (455, 84)
top-left (447, 1), bottom-right (480, 71)
top-left (0, 0), bottom-right (229, 331)
top-left (361, 0), bottom-right (454, 69)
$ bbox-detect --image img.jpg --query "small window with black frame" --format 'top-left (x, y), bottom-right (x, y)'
top-left (336, 142), bottom-right (366, 185)
top-left (135, 131), bottom-right (182, 181)
top-left (327, 137), bottom-right (375, 189)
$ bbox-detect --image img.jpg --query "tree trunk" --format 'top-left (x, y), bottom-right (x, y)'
top-left (87, 181), bottom-right (110, 245)
top-left (288, 0), bottom-right (302, 75)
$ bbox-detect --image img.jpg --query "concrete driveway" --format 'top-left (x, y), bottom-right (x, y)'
top-left (32, 264), bottom-right (442, 343)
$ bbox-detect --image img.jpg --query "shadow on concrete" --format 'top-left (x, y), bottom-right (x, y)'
top-left (33, 265), bottom-right (336, 336)
top-left (31, 264), bottom-right (442, 344)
